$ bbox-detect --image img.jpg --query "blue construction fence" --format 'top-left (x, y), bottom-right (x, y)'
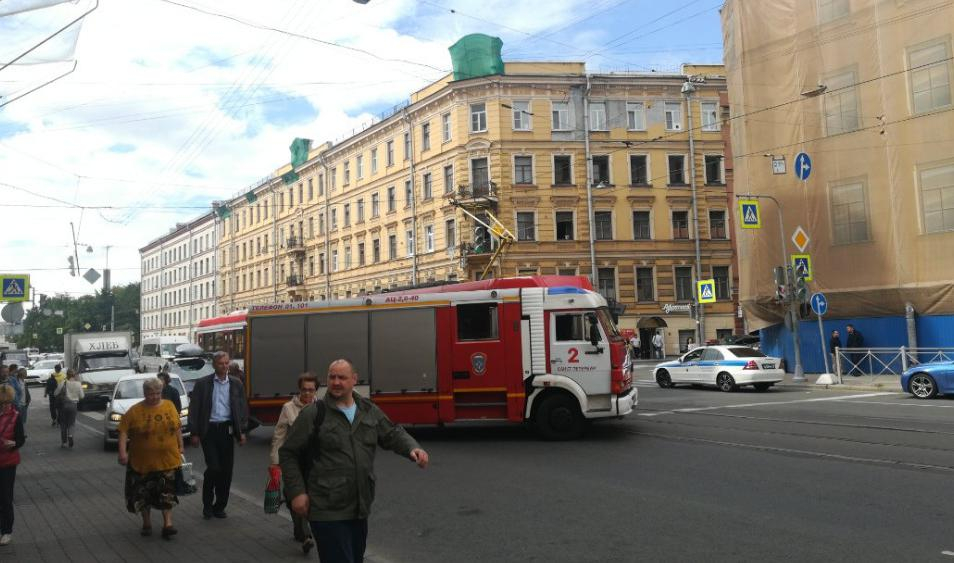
top-left (759, 314), bottom-right (954, 374)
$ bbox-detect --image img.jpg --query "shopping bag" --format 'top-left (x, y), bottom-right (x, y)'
top-left (263, 465), bottom-right (283, 514)
top-left (176, 453), bottom-right (197, 495)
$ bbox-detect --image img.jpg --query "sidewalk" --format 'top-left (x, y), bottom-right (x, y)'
top-left (3, 394), bottom-right (321, 562)
top-left (775, 371), bottom-right (903, 393)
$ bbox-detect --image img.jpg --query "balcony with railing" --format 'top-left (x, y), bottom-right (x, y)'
top-left (452, 180), bottom-right (498, 210)
top-left (284, 236), bottom-right (306, 255)
top-left (285, 275), bottom-right (303, 286)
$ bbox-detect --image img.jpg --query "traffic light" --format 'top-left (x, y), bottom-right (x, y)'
top-left (794, 275), bottom-right (808, 303)
top-left (67, 255), bottom-right (75, 276)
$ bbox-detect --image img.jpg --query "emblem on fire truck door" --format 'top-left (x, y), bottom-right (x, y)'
top-left (471, 353), bottom-right (487, 376)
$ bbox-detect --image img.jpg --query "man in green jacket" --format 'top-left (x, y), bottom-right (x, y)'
top-left (279, 359), bottom-right (429, 563)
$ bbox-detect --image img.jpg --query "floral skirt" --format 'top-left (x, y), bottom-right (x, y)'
top-left (125, 466), bottom-right (178, 513)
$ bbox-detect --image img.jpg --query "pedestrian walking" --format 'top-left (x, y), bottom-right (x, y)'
top-left (44, 365), bottom-right (62, 426)
top-left (280, 359), bottom-right (429, 563)
top-left (157, 371), bottom-right (182, 414)
top-left (187, 351), bottom-right (249, 520)
top-left (0, 367), bottom-right (23, 423)
top-left (269, 372), bottom-right (318, 555)
top-left (829, 330), bottom-right (842, 373)
top-left (0, 384), bottom-right (25, 546)
top-left (55, 369), bottom-right (84, 448)
top-left (14, 370), bottom-right (29, 427)
top-left (846, 324), bottom-right (865, 376)
top-left (629, 334), bottom-right (640, 361)
top-left (652, 331), bottom-right (664, 359)
top-left (117, 377), bottom-right (183, 539)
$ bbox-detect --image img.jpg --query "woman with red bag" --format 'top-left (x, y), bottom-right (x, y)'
top-left (0, 384), bottom-right (26, 547)
top-left (269, 372), bottom-right (318, 555)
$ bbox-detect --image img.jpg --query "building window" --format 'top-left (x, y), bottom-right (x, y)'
top-left (830, 181), bottom-right (870, 243)
top-left (387, 186), bottom-right (396, 212)
top-left (424, 224), bottom-right (435, 252)
top-left (908, 40), bottom-right (952, 114)
top-left (388, 234), bottom-right (397, 260)
top-left (705, 155), bottom-right (724, 184)
top-left (674, 266), bottom-right (693, 301)
top-left (330, 167), bottom-right (337, 191)
top-left (713, 266), bottom-right (730, 300)
top-left (357, 199), bottom-right (365, 222)
top-left (344, 203), bottom-right (351, 227)
top-left (597, 268), bottom-right (616, 301)
top-left (308, 217), bottom-right (314, 238)
top-left (403, 132), bottom-right (411, 161)
top-left (331, 249), bottom-right (338, 272)
top-left (664, 101), bottom-right (682, 130)
top-left (386, 140), bottom-right (394, 166)
top-left (470, 102), bottom-right (487, 133)
top-left (422, 172), bottom-right (433, 200)
top-left (358, 242), bottom-right (365, 266)
top-left (628, 154), bottom-right (649, 185)
top-left (633, 210), bottom-right (651, 240)
top-left (709, 210), bottom-right (727, 239)
top-left (372, 239), bottom-right (380, 263)
top-left (700, 101), bottom-right (720, 131)
top-left (318, 253), bottom-right (325, 274)
top-left (443, 164), bottom-right (454, 194)
top-left (344, 245), bottom-right (352, 269)
top-left (445, 219), bottom-right (456, 255)
top-left (442, 112), bottom-right (452, 142)
top-left (817, 0), bottom-right (849, 23)
top-left (556, 211), bottom-right (574, 240)
top-left (591, 155), bottom-right (610, 186)
top-left (512, 100), bottom-right (531, 131)
top-left (307, 178), bottom-right (314, 200)
top-left (356, 155), bottom-right (363, 179)
top-left (594, 211), bottom-right (613, 240)
top-left (552, 101), bottom-right (570, 130)
top-left (370, 148), bottom-right (378, 174)
top-left (405, 228), bottom-right (414, 257)
top-left (514, 155), bottom-right (533, 184)
top-left (331, 208), bottom-right (338, 230)
top-left (404, 181), bottom-right (412, 209)
top-left (421, 122), bottom-right (431, 151)
top-left (554, 155), bottom-right (573, 185)
top-left (516, 212), bottom-right (535, 241)
top-left (668, 154), bottom-right (687, 185)
top-left (308, 256), bottom-right (314, 276)
top-left (919, 162), bottom-right (954, 233)
top-left (635, 267), bottom-right (655, 302)
top-left (342, 161), bottom-right (350, 185)
top-left (589, 101), bottom-right (607, 130)
top-left (471, 157), bottom-right (489, 193)
top-left (824, 70), bottom-right (860, 134)
top-left (318, 213), bottom-right (325, 235)
top-left (626, 101), bottom-right (646, 130)
top-left (672, 210), bottom-right (689, 239)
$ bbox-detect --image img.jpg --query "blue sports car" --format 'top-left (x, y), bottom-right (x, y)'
top-left (901, 361), bottom-right (954, 399)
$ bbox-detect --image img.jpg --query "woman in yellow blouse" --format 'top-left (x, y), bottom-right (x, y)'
top-left (118, 378), bottom-right (183, 539)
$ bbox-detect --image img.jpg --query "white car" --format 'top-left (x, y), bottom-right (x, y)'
top-left (25, 359), bottom-right (62, 386)
top-left (103, 374), bottom-right (190, 450)
top-left (652, 345), bottom-right (784, 392)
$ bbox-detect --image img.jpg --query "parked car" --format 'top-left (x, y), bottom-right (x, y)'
top-left (901, 361), bottom-right (953, 399)
top-left (162, 344), bottom-right (214, 396)
top-left (653, 345), bottom-right (784, 392)
top-left (25, 359), bottom-right (61, 386)
top-left (103, 373), bottom-right (190, 450)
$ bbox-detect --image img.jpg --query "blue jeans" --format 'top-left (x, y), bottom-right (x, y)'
top-left (309, 519), bottom-right (368, 563)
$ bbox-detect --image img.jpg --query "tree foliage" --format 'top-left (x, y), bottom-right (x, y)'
top-left (11, 283), bottom-right (140, 352)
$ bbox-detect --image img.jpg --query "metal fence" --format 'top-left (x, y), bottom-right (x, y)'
top-left (834, 347), bottom-right (954, 381)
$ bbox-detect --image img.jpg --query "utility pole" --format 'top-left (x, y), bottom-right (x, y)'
top-left (583, 74), bottom-right (597, 287)
top-left (683, 78), bottom-right (705, 345)
top-left (70, 222), bottom-right (81, 272)
top-left (736, 193), bottom-right (805, 381)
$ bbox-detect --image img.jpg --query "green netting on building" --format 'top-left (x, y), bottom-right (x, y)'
top-left (448, 34), bottom-right (504, 81)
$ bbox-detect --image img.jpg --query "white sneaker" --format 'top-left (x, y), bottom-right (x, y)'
top-left (0, 534), bottom-right (12, 545)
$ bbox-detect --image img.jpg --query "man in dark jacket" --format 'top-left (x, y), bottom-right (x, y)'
top-left (846, 325), bottom-right (865, 376)
top-left (157, 370), bottom-right (182, 413)
top-left (187, 351), bottom-right (248, 519)
top-left (280, 359), bottom-right (428, 563)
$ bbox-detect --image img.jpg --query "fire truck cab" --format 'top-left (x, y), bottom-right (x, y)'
top-left (245, 276), bottom-right (637, 439)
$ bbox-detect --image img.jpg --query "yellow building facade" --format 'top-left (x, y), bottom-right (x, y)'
top-left (217, 62), bottom-right (738, 354)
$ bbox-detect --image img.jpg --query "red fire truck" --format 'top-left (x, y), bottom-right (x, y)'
top-left (244, 276), bottom-right (637, 439)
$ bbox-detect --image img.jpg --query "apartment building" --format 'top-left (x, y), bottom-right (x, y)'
top-left (140, 212), bottom-right (218, 339)
top-left (217, 59), bottom-right (738, 354)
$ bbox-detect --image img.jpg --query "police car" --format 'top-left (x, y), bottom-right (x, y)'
top-left (653, 345), bottom-right (784, 392)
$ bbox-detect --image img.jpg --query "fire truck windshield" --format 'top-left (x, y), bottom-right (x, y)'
top-left (596, 308), bottom-right (621, 339)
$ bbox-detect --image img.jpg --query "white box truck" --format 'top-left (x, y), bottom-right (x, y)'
top-left (63, 331), bottom-right (137, 407)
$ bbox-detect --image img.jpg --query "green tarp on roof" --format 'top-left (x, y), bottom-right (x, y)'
top-left (448, 34), bottom-right (504, 81)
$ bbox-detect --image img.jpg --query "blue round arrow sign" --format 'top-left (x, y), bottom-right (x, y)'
top-left (810, 292), bottom-right (828, 316)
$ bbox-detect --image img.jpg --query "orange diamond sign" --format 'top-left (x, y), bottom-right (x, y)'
top-left (792, 226), bottom-right (809, 252)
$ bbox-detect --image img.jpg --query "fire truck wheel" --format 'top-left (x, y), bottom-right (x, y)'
top-left (534, 394), bottom-right (585, 441)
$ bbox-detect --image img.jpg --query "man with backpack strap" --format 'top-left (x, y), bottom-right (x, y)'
top-left (279, 358), bottom-right (429, 563)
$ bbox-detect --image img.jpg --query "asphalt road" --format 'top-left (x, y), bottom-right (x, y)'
top-left (67, 369), bottom-right (954, 563)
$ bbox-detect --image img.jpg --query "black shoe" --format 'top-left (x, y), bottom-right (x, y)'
top-left (68, 436), bottom-right (74, 448)
top-left (213, 511), bottom-right (227, 519)
top-left (202, 509), bottom-right (213, 520)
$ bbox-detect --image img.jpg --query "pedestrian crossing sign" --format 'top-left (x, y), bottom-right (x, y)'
top-left (791, 254), bottom-right (813, 282)
top-left (739, 199), bottom-right (761, 229)
top-left (697, 279), bottom-right (717, 304)
top-left (0, 275), bottom-right (30, 303)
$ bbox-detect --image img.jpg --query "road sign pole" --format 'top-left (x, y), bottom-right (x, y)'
top-left (817, 313), bottom-right (830, 374)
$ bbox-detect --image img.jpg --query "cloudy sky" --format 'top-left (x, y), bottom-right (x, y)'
top-left (0, 0), bottom-right (722, 303)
